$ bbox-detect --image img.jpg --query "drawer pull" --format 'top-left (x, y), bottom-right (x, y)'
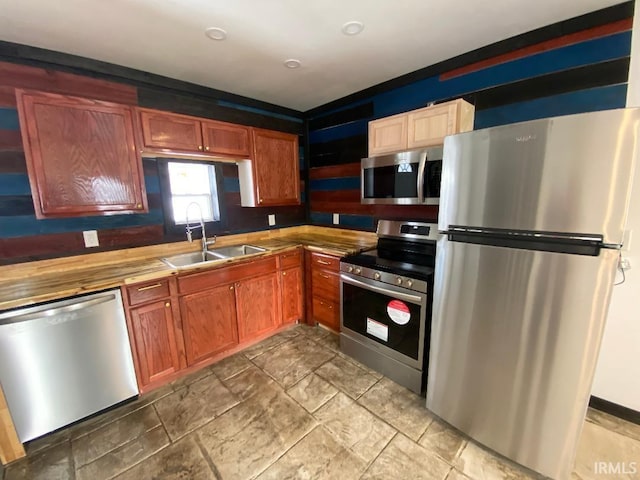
top-left (165, 302), bottom-right (170, 308)
top-left (282, 271), bottom-right (287, 276)
top-left (316, 260), bottom-right (331, 265)
top-left (137, 283), bottom-right (163, 292)
top-left (230, 286), bottom-right (234, 291)
top-left (320, 273), bottom-right (330, 279)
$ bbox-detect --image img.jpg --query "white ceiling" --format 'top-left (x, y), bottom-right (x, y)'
top-left (0, 0), bottom-right (626, 112)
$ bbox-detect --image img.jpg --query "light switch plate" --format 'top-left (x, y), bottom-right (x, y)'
top-left (83, 230), bottom-right (99, 248)
top-left (333, 213), bottom-right (340, 225)
top-left (268, 214), bottom-right (276, 226)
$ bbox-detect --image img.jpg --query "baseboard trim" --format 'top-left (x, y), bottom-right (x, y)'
top-left (589, 396), bottom-right (640, 425)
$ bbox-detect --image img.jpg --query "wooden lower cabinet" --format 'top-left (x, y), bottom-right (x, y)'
top-left (235, 272), bottom-right (280, 342)
top-left (180, 285), bottom-right (238, 366)
top-left (306, 251), bottom-right (341, 331)
top-left (128, 299), bottom-right (181, 387)
top-left (281, 266), bottom-right (303, 324)
top-left (124, 253), bottom-right (306, 392)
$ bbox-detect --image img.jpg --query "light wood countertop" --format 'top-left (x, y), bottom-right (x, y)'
top-left (0, 226), bottom-right (377, 311)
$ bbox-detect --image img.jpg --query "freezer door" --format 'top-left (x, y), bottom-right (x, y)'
top-left (439, 108), bottom-right (640, 245)
top-left (427, 239), bottom-right (618, 479)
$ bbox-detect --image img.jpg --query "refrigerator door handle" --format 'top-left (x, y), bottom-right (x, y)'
top-left (447, 226), bottom-right (603, 243)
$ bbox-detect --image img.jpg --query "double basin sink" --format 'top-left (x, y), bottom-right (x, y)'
top-left (162, 245), bottom-right (266, 269)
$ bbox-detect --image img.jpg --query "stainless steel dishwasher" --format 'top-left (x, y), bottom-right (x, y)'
top-left (0, 289), bottom-right (138, 442)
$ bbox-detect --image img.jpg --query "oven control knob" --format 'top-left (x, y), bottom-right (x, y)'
top-left (396, 276), bottom-right (403, 285)
top-left (406, 279), bottom-right (413, 288)
top-left (354, 267), bottom-right (362, 274)
top-left (374, 272), bottom-right (381, 280)
top-left (347, 266), bottom-right (354, 273)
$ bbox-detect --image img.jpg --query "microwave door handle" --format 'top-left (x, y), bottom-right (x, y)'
top-left (417, 151), bottom-right (427, 202)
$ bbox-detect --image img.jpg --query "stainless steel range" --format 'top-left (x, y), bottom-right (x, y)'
top-left (340, 220), bottom-right (438, 394)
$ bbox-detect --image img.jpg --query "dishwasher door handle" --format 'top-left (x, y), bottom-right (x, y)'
top-left (0, 293), bottom-right (117, 326)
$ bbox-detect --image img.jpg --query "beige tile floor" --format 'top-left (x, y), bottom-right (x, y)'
top-left (3, 324), bottom-right (640, 480)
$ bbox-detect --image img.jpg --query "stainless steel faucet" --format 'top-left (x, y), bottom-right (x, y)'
top-left (185, 202), bottom-right (216, 253)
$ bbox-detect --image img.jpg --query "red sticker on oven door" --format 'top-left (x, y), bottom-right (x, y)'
top-left (387, 300), bottom-right (410, 325)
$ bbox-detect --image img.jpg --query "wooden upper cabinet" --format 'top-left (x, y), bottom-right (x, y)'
top-left (368, 98), bottom-right (474, 156)
top-left (407, 99), bottom-right (475, 149)
top-left (179, 284), bottom-right (238, 366)
top-left (368, 114), bottom-right (408, 156)
top-left (202, 120), bottom-right (251, 157)
top-left (137, 108), bottom-right (252, 158)
top-left (251, 128), bottom-right (300, 206)
top-left (138, 109), bottom-right (203, 152)
top-left (16, 89), bottom-right (147, 218)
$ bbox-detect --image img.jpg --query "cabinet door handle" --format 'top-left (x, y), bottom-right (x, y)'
top-left (137, 283), bottom-right (162, 292)
top-left (198, 145), bottom-right (203, 151)
top-left (316, 260), bottom-right (330, 265)
top-left (282, 271), bottom-right (287, 276)
top-left (205, 146), bottom-right (210, 151)
top-left (165, 302), bottom-right (170, 308)
top-left (229, 285), bottom-right (234, 291)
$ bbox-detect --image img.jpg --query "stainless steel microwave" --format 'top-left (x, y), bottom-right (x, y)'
top-left (361, 147), bottom-right (443, 205)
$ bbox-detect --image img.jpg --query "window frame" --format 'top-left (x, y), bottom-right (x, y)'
top-left (157, 158), bottom-right (227, 239)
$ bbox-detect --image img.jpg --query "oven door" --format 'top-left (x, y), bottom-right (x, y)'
top-left (340, 273), bottom-right (427, 369)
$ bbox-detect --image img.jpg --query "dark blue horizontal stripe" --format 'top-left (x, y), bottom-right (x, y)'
top-left (144, 174), bottom-right (160, 194)
top-left (310, 212), bottom-right (332, 225)
top-left (0, 195), bottom-right (34, 216)
top-left (0, 210), bottom-right (165, 238)
top-left (223, 176), bottom-right (240, 193)
top-left (0, 174), bottom-right (31, 195)
top-left (0, 173), bottom-right (161, 196)
top-left (307, 99), bottom-right (374, 122)
top-left (337, 214), bottom-right (375, 229)
top-left (309, 119), bottom-right (369, 145)
top-left (309, 211), bottom-right (374, 230)
top-left (374, 33), bottom-right (632, 118)
top-left (216, 101), bottom-right (303, 123)
top-left (310, 177), bottom-right (360, 191)
top-left (0, 108), bottom-right (19, 131)
top-left (474, 84), bottom-right (627, 129)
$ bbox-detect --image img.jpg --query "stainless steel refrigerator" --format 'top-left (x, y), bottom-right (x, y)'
top-left (426, 108), bottom-right (640, 480)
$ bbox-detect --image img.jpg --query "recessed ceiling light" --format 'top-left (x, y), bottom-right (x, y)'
top-left (342, 21), bottom-right (364, 36)
top-left (205, 27), bottom-right (227, 41)
top-left (284, 59), bottom-right (301, 69)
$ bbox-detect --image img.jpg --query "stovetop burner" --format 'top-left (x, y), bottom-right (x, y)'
top-left (341, 220), bottom-right (439, 283)
top-left (345, 249), bottom-right (434, 282)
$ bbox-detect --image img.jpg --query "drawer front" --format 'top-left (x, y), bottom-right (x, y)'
top-left (178, 256), bottom-right (277, 294)
top-left (127, 280), bottom-right (171, 306)
top-left (310, 252), bottom-right (340, 271)
top-left (311, 269), bottom-right (339, 303)
top-left (312, 296), bottom-right (339, 331)
top-left (279, 249), bottom-right (302, 269)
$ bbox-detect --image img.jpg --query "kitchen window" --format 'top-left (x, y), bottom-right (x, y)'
top-left (158, 159), bottom-right (226, 236)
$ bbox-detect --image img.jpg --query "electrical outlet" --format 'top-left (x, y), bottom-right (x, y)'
top-left (268, 214), bottom-right (276, 226)
top-left (620, 257), bottom-right (632, 271)
top-left (83, 230), bottom-right (99, 248)
top-left (333, 213), bottom-right (340, 225)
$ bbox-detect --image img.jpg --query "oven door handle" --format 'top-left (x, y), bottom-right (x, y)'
top-left (340, 274), bottom-right (424, 305)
